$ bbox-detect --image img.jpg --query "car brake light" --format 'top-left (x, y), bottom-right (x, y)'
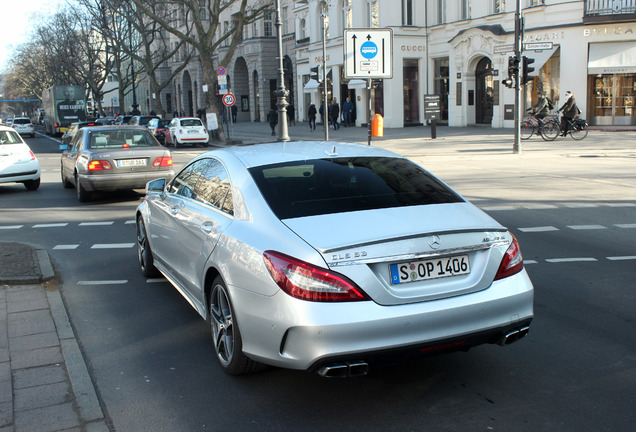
top-left (87, 160), bottom-right (112, 171)
top-left (263, 251), bottom-right (369, 302)
top-left (28, 150), bottom-right (36, 160)
top-left (153, 157), bottom-right (173, 167)
top-left (494, 233), bottom-right (524, 280)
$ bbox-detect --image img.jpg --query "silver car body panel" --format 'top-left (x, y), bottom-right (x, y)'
top-left (137, 141), bottom-right (534, 371)
top-left (0, 140), bottom-right (41, 184)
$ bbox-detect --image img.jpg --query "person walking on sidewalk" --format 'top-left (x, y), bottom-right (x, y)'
top-left (329, 98), bottom-right (340, 130)
top-left (308, 103), bottom-right (317, 131)
top-left (342, 96), bottom-right (354, 127)
top-left (267, 105), bottom-right (278, 136)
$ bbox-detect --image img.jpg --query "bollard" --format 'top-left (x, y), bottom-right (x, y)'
top-left (371, 114), bottom-right (383, 137)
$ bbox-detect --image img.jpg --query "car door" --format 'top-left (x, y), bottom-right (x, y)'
top-left (176, 158), bottom-right (235, 304)
top-left (61, 129), bottom-right (84, 183)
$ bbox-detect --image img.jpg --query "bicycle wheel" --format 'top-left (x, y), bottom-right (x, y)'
top-left (570, 121), bottom-right (588, 140)
top-left (520, 121), bottom-right (534, 140)
top-left (540, 120), bottom-right (560, 141)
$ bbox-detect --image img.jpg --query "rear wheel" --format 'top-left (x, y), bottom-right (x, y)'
top-left (61, 164), bottom-right (73, 188)
top-left (76, 175), bottom-right (92, 202)
top-left (520, 121), bottom-right (534, 140)
top-left (570, 121), bottom-right (588, 140)
top-left (23, 178), bottom-right (40, 191)
top-left (540, 120), bottom-right (560, 141)
top-left (209, 277), bottom-right (263, 375)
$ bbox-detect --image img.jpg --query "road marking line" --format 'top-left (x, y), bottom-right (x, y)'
top-left (125, 220), bottom-right (136, 224)
top-left (615, 224), bottom-right (636, 229)
top-left (546, 258), bottom-right (597, 263)
top-left (482, 206), bottom-right (516, 211)
top-left (567, 225), bottom-right (607, 230)
top-left (524, 260), bottom-right (538, 264)
top-left (0, 225), bottom-right (23, 229)
top-left (523, 205), bottom-right (558, 210)
top-left (33, 223), bottom-right (69, 228)
top-left (91, 243), bottom-right (135, 249)
top-left (53, 245), bottom-right (79, 250)
top-left (147, 279), bottom-right (168, 283)
top-left (607, 256), bottom-right (636, 261)
top-left (78, 280), bottom-right (128, 285)
top-left (518, 226), bottom-right (558, 232)
top-left (564, 204), bottom-right (597, 208)
top-left (605, 203), bottom-right (636, 207)
top-left (79, 222), bottom-right (114, 226)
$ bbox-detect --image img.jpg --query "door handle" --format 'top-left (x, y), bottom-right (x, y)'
top-left (200, 221), bottom-right (215, 234)
top-left (169, 205), bottom-right (181, 215)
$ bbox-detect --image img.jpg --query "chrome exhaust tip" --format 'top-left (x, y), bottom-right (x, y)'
top-left (500, 326), bottom-right (530, 346)
top-left (317, 361), bottom-right (369, 378)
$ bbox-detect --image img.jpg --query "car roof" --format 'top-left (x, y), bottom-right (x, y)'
top-left (208, 141), bottom-right (402, 168)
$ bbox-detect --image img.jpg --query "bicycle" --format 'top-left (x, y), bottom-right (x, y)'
top-left (555, 112), bottom-right (589, 140)
top-left (520, 111), bottom-right (560, 141)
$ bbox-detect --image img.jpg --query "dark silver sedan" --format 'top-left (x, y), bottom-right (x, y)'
top-left (61, 126), bottom-right (174, 201)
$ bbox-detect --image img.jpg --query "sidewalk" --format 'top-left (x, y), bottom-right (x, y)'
top-left (0, 242), bottom-right (108, 432)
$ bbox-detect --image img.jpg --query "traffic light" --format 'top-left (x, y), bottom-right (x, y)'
top-left (503, 55), bottom-right (519, 88)
top-left (310, 66), bottom-right (321, 82)
top-left (522, 56), bottom-right (535, 85)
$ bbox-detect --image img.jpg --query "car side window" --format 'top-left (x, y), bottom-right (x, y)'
top-left (196, 159), bottom-right (234, 216)
top-left (167, 159), bottom-right (208, 199)
top-left (70, 130), bottom-right (84, 150)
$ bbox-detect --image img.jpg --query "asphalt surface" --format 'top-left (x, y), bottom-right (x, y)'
top-left (1, 120), bottom-right (634, 431)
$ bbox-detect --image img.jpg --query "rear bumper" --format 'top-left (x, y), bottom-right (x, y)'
top-left (0, 162), bottom-right (40, 183)
top-left (233, 269), bottom-right (534, 371)
top-left (79, 170), bottom-right (175, 191)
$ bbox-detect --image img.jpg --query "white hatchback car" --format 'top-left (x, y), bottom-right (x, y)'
top-left (11, 117), bottom-right (35, 138)
top-left (0, 126), bottom-right (41, 190)
top-left (166, 117), bottom-right (209, 147)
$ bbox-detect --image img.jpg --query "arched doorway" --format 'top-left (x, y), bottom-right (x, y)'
top-left (475, 57), bottom-right (495, 125)
top-left (232, 57), bottom-right (249, 122)
top-left (182, 71), bottom-right (193, 117)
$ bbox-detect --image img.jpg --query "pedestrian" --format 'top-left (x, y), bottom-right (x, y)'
top-left (342, 96), bottom-right (354, 127)
top-left (287, 103), bottom-right (295, 126)
top-left (308, 103), bottom-right (317, 131)
top-left (267, 105), bottom-right (278, 136)
top-left (557, 91), bottom-right (580, 136)
top-left (528, 91), bottom-right (550, 121)
top-left (330, 98), bottom-right (340, 130)
top-left (319, 102), bottom-right (325, 126)
top-left (231, 105), bottom-right (238, 123)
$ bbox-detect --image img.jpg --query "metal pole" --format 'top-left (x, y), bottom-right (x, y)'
top-left (128, 22), bottom-right (138, 114)
top-left (513, 0), bottom-right (521, 154)
top-left (367, 79), bottom-right (372, 145)
top-left (322, 13), bottom-right (329, 141)
top-left (274, 0), bottom-right (290, 141)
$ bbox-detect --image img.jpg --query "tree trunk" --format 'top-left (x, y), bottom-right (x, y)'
top-left (201, 56), bottom-right (226, 142)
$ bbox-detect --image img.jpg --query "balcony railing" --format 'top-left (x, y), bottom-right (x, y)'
top-left (585, 0), bottom-right (636, 22)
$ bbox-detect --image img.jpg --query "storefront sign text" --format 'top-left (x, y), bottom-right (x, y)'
top-left (524, 31), bottom-right (564, 42)
top-left (401, 45), bottom-right (425, 52)
top-left (583, 27), bottom-right (634, 37)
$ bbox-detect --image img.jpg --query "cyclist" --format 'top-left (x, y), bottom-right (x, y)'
top-left (529, 91), bottom-right (550, 122)
top-left (557, 91), bottom-right (580, 136)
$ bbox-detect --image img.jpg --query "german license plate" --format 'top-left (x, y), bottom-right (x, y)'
top-left (390, 255), bottom-right (470, 284)
top-left (187, 129), bottom-right (198, 134)
top-left (117, 159), bottom-right (146, 167)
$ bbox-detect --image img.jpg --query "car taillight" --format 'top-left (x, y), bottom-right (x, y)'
top-left (87, 160), bottom-right (112, 171)
top-left (494, 233), bottom-right (524, 280)
top-left (153, 157), bottom-right (173, 167)
top-left (263, 251), bottom-right (369, 302)
top-left (28, 150), bottom-right (36, 160)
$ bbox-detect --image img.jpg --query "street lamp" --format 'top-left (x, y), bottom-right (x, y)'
top-left (273, 0), bottom-right (290, 141)
top-left (128, 22), bottom-right (139, 115)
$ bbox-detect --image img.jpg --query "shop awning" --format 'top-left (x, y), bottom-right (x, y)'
top-left (527, 46), bottom-right (558, 76)
top-left (588, 42), bottom-right (636, 74)
top-left (347, 79), bottom-right (367, 89)
top-left (303, 79), bottom-right (320, 93)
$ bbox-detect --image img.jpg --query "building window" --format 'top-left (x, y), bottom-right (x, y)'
top-left (434, 58), bottom-right (449, 122)
top-left (253, 21), bottom-right (259, 37)
top-left (299, 19), bottom-right (306, 39)
top-left (368, 1), bottom-right (380, 27)
top-left (494, 0), bottom-right (505, 13)
top-left (224, 21), bottom-right (230, 46)
top-left (437, 0), bottom-right (445, 24)
top-left (461, 0), bottom-right (471, 20)
top-left (402, 0), bottom-right (413, 25)
top-left (528, 0), bottom-right (544, 6)
top-left (282, 7), bottom-right (289, 34)
top-left (345, 5), bottom-right (353, 29)
top-left (320, 1), bottom-right (329, 39)
top-left (264, 10), bottom-right (273, 37)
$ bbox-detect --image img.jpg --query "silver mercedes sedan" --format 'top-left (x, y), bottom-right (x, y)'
top-left (136, 142), bottom-right (534, 377)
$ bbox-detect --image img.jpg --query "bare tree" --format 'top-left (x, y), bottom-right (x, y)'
top-left (131, 0), bottom-right (271, 141)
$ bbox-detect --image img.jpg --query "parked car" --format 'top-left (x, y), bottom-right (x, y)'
top-left (6, 118), bottom-right (13, 127)
top-left (147, 118), bottom-right (168, 144)
top-left (0, 126), bottom-right (40, 190)
top-left (60, 126), bottom-right (174, 202)
top-left (94, 116), bottom-right (116, 125)
top-left (114, 115), bottom-right (133, 125)
top-left (136, 141), bottom-right (534, 376)
top-left (61, 121), bottom-right (99, 145)
top-left (165, 117), bottom-right (209, 147)
top-left (11, 118), bottom-right (35, 138)
top-left (130, 115), bottom-right (159, 127)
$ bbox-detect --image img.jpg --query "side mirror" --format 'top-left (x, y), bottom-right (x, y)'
top-left (146, 178), bottom-right (166, 194)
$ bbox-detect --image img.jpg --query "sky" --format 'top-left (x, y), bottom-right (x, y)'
top-left (0, 0), bottom-right (65, 72)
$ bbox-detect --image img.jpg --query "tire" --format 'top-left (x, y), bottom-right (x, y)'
top-left (208, 276), bottom-right (263, 375)
top-left (520, 121), bottom-right (534, 140)
top-left (61, 164), bottom-right (73, 188)
top-left (23, 178), bottom-right (40, 191)
top-left (570, 122), bottom-right (588, 140)
top-left (540, 120), bottom-right (560, 141)
top-left (76, 174), bottom-right (92, 202)
top-left (173, 136), bottom-right (178, 148)
top-left (137, 217), bottom-right (160, 278)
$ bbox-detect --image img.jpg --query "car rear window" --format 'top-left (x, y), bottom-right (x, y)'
top-left (181, 119), bottom-right (203, 127)
top-left (249, 157), bottom-right (463, 219)
top-left (12, 119), bottom-right (31, 125)
top-left (0, 130), bottom-right (24, 144)
top-left (88, 130), bottom-right (158, 149)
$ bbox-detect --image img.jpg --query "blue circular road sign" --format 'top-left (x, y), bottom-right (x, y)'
top-left (360, 41), bottom-right (378, 60)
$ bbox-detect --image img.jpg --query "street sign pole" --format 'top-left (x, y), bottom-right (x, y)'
top-left (322, 13), bottom-right (329, 142)
top-left (513, 0), bottom-right (522, 154)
